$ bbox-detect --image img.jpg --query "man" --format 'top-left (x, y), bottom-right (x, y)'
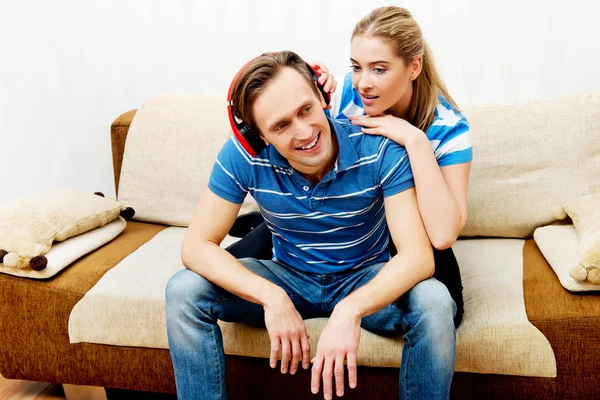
top-left (166, 51), bottom-right (456, 400)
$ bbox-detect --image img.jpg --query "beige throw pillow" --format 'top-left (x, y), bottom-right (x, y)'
top-left (534, 225), bottom-right (600, 292)
top-left (0, 218), bottom-right (127, 279)
top-left (0, 190), bottom-right (131, 271)
top-left (553, 192), bottom-right (600, 284)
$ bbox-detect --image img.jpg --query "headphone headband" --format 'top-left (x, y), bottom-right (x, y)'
top-left (226, 52), bottom-right (330, 157)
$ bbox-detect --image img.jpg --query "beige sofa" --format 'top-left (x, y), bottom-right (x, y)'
top-left (1, 93), bottom-right (599, 399)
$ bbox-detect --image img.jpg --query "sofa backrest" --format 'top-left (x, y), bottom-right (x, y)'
top-left (113, 93), bottom-right (600, 236)
top-left (460, 93), bottom-right (600, 237)
top-left (116, 94), bottom-right (256, 227)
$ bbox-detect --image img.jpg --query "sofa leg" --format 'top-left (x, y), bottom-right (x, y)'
top-left (63, 383), bottom-right (107, 400)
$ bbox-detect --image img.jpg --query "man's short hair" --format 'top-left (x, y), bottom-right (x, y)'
top-left (230, 51), bottom-right (322, 136)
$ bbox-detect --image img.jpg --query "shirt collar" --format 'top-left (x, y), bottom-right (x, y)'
top-left (266, 117), bottom-right (359, 172)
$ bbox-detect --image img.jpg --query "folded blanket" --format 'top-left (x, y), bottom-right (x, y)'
top-left (0, 190), bottom-right (133, 271)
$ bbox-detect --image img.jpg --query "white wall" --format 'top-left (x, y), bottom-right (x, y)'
top-left (2, 0), bottom-right (600, 202)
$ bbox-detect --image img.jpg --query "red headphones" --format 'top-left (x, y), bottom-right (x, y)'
top-left (226, 53), bottom-right (331, 156)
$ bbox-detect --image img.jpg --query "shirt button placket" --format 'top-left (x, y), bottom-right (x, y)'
top-left (304, 185), bottom-right (314, 208)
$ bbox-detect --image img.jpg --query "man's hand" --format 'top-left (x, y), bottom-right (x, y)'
top-left (263, 291), bottom-right (311, 375)
top-left (311, 305), bottom-right (361, 399)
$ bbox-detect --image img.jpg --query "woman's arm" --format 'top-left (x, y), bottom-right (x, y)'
top-left (403, 135), bottom-right (471, 249)
top-left (350, 114), bottom-right (471, 249)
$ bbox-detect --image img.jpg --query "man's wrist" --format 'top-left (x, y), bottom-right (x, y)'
top-left (333, 297), bottom-right (364, 323)
top-left (259, 285), bottom-right (287, 308)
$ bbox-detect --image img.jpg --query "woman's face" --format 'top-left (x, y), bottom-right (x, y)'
top-left (350, 35), bottom-right (420, 116)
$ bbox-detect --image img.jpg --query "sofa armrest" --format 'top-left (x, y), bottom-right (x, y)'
top-left (111, 110), bottom-right (137, 196)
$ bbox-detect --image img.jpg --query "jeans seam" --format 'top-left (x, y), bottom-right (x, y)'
top-left (320, 275), bottom-right (325, 313)
top-left (402, 341), bottom-right (411, 400)
top-left (204, 300), bottom-right (226, 399)
top-left (209, 325), bottom-right (225, 399)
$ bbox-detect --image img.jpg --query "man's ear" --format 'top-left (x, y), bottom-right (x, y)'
top-left (409, 56), bottom-right (423, 81)
top-left (257, 129), bottom-right (269, 145)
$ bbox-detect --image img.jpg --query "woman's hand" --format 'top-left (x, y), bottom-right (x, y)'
top-left (349, 114), bottom-right (424, 147)
top-left (309, 61), bottom-right (337, 108)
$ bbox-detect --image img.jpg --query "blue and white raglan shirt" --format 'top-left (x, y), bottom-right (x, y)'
top-left (327, 72), bottom-right (473, 167)
top-left (208, 118), bottom-right (414, 274)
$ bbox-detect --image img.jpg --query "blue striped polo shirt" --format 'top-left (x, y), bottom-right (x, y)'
top-left (208, 117), bottom-right (414, 274)
top-left (327, 72), bottom-right (473, 167)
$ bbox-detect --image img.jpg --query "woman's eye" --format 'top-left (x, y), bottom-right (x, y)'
top-left (374, 67), bottom-right (385, 74)
top-left (350, 65), bottom-right (361, 72)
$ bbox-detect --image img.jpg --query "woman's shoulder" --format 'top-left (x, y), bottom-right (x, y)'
top-left (435, 97), bottom-right (468, 122)
top-left (428, 97), bottom-right (473, 165)
top-left (427, 97), bottom-right (469, 136)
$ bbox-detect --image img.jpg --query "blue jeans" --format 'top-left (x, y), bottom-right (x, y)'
top-left (166, 258), bottom-right (456, 400)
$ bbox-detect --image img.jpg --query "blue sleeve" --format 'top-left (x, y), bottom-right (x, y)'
top-left (207, 138), bottom-right (250, 204)
top-left (427, 102), bottom-right (473, 167)
top-left (378, 140), bottom-right (415, 197)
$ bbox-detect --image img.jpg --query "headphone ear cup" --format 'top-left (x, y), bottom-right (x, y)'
top-left (227, 97), bottom-right (266, 157)
top-left (237, 122), bottom-right (267, 156)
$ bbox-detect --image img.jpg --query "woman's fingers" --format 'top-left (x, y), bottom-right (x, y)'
top-left (350, 116), bottom-right (378, 127)
top-left (322, 74), bottom-right (336, 93)
top-left (330, 78), bottom-right (337, 94)
top-left (361, 127), bottom-right (384, 136)
top-left (310, 60), bottom-right (328, 72)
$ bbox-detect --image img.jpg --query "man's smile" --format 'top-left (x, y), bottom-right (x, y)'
top-left (295, 132), bottom-right (321, 151)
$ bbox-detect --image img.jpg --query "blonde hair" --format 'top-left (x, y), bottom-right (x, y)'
top-left (352, 6), bottom-right (459, 131)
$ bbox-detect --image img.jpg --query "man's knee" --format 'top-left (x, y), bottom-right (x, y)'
top-left (408, 278), bottom-right (456, 328)
top-left (405, 279), bottom-right (456, 364)
top-left (166, 269), bottom-right (216, 318)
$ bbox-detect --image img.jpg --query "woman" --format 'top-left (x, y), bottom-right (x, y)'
top-left (227, 6), bottom-right (472, 327)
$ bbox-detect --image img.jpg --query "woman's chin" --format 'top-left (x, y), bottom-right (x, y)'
top-left (362, 103), bottom-right (384, 116)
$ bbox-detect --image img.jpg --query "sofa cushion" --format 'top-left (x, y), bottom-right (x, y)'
top-left (117, 94), bottom-right (258, 227)
top-left (534, 225), bottom-right (600, 292)
top-left (0, 221), bottom-right (172, 391)
top-left (460, 94), bottom-right (600, 238)
top-left (68, 231), bottom-right (556, 378)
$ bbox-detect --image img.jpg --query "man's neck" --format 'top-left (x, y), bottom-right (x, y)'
top-left (300, 159), bottom-right (335, 185)
top-left (292, 132), bottom-right (339, 186)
